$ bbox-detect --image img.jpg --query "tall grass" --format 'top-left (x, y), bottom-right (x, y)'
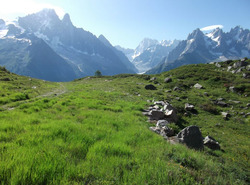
top-left (0, 60), bottom-right (249, 184)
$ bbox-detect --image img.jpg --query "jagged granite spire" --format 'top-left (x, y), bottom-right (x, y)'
top-left (62, 13), bottom-right (73, 27)
top-left (98, 34), bottom-right (113, 48)
top-left (187, 28), bottom-right (204, 40)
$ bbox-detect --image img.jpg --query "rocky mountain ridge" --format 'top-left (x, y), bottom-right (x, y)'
top-left (147, 26), bottom-right (250, 74)
top-left (116, 38), bottom-right (180, 73)
top-left (0, 9), bottom-right (136, 81)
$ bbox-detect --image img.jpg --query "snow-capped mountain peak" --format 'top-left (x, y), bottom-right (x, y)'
top-left (134, 38), bottom-right (159, 56)
top-left (147, 26), bottom-right (250, 75)
top-left (37, 8), bottom-right (58, 20)
top-left (160, 40), bottom-right (173, 47)
top-left (0, 9), bottom-right (138, 82)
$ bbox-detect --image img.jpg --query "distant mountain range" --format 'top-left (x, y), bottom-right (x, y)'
top-left (146, 26), bottom-right (250, 74)
top-left (0, 9), bottom-right (136, 81)
top-left (116, 39), bottom-right (180, 73)
top-left (0, 9), bottom-right (249, 81)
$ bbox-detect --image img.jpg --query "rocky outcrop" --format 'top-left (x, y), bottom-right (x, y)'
top-left (156, 120), bottom-right (169, 127)
top-left (149, 126), bottom-right (174, 138)
top-left (149, 110), bottom-right (165, 120)
top-left (164, 104), bottom-right (178, 123)
top-left (143, 100), bottom-right (178, 123)
top-left (143, 100), bottom-right (221, 151)
top-left (185, 103), bottom-right (195, 111)
top-left (145, 84), bottom-right (157, 90)
top-left (233, 60), bottom-right (248, 68)
top-left (221, 112), bottom-right (230, 120)
top-left (203, 136), bottom-right (220, 150)
top-left (194, 83), bottom-right (203, 89)
top-left (213, 101), bottom-right (228, 107)
top-left (164, 77), bottom-right (172, 83)
top-left (177, 126), bottom-right (204, 150)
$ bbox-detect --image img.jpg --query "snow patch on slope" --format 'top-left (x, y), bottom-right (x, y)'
top-left (0, 29), bottom-right (8, 38)
top-left (35, 32), bottom-right (49, 41)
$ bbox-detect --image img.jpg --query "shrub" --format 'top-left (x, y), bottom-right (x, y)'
top-left (11, 93), bottom-right (29, 102)
top-left (95, 70), bottom-right (102, 77)
top-left (200, 103), bottom-right (218, 114)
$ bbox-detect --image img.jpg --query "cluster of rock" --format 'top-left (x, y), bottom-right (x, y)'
top-left (213, 58), bottom-right (250, 78)
top-left (174, 126), bottom-right (220, 150)
top-left (143, 100), bottom-right (220, 150)
top-left (144, 77), bottom-right (173, 90)
top-left (191, 83), bottom-right (249, 119)
top-left (143, 100), bottom-right (178, 123)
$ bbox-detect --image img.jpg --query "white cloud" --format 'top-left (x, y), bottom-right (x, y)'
top-left (201, 25), bottom-right (224, 31)
top-left (0, 0), bottom-right (65, 19)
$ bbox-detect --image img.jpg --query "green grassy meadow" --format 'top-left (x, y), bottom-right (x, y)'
top-left (0, 61), bottom-right (249, 184)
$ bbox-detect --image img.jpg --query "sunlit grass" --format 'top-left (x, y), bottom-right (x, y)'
top-left (0, 60), bottom-right (249, 184)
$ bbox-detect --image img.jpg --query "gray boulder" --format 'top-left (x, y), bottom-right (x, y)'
top-left (149, 127), bottom-right (161, 134)
top-left (156, 120), bottom-right (169, 128)
top-left (185, 103), bottom-right (195, 111)
top-left (150, 77), bottom-right (157, 81)
top-left (215, 63), bottom-right (222, 68)
top-left (194, 83), bottom-right (203, 89)
top-left (154, 101), bottom-right (166, 106)
top-left (229, 86), bottom-right (238, 93)
top-left (203, 136), bottom-right (220, 150)
top-left (247, 65), bottom-right (250, 71)
top-left (227, 66), bottom-right (233, 71)
top-left (160, 126), bottom-right (174, 137)
top-left (149, 126), bottom-right (174, 138)
top-left (221, 112), bottom-right (230, 120)
top-left (164, 77), bottom-right (172, 83)
top-left (204, 92), bottom-right (209, 96)
top-left (164, 104), bottom-right (178, 123)
top-left (215, 101), bottom-right (228, 107)
top-left (173, 86), bottom-right (182, 91)
top-left (145, 84), bottom-right (157, 90)
top-left (233, 60), bottom-right (248, 68)
top-left (217, 98), bottom-right (225, 101)
top-left (243, 73), bottom-right (250, 79)
top-left (149, 110), bottom-right (165, 120)
top-left (177, 126), bottom-right (204, 150)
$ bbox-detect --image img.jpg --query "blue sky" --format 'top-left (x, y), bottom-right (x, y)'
top-left (0, 0), bottom-right (249, 48)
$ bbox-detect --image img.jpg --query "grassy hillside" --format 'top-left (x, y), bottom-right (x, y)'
top-left (0, 60), bottom-right (249, 184)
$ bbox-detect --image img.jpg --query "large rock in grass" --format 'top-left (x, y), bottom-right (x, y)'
top-left (194, 83), bottom-right (203, 89)
top-left (214, 101), bottom-right (228, 107)
top-left (233, 60), bottom-right (248, 68)
top-left (203, 136), bottom-right (220, 150)
top-left (185, 103), bottom-right (195, 111)
top-left (177, 126), bottom-right (204, 150)
top-left (160, 126), bottom-right (174, 137)
top-left (145, 84), bottom-right (157, 90)
top-left (156, 120), bottom-right (169, 128)
top-left (149, 110), bottom-right (165, 120)
top-left (150, 77), bottom-right (157, 81)
top-left (221, 112), bottom-right (230, 120)
top-left (164, 104), bottom-right (178, 123)
top-left (164, 77), bottom-right (172, 83)
top-left (149, 126), bottom-right (174, 137)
